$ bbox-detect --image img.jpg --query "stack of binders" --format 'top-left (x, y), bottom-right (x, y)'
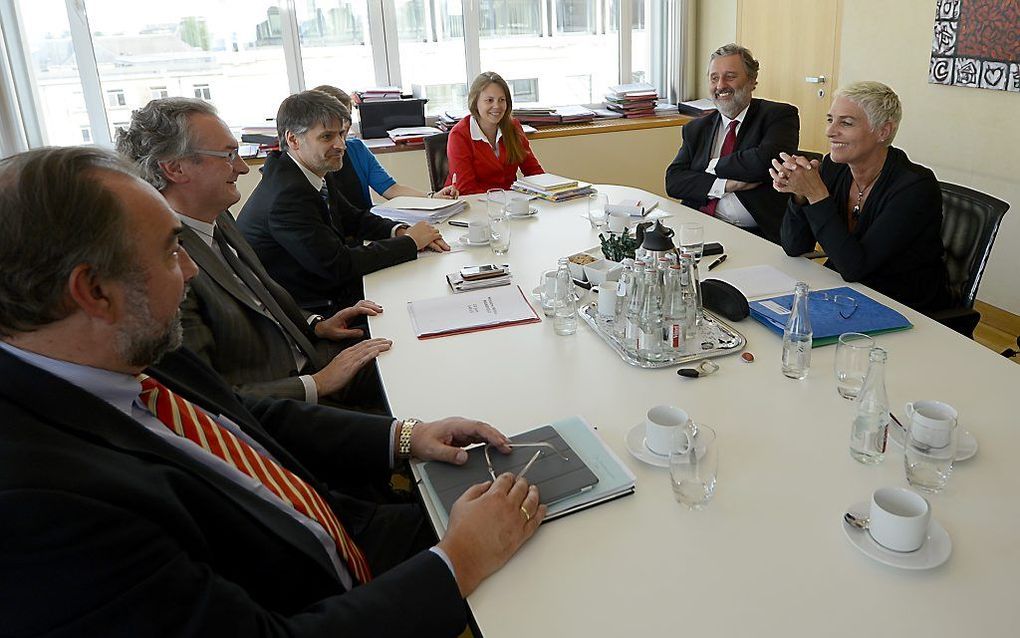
top-left (511, 173), bottom-right (595, 203)
top-left (605, 82), bottom-right (659, 118)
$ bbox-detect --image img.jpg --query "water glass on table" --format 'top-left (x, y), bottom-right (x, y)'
top-left (486, 188), bottom-right (511, 255)
top-left (588, 192), bottom-right (609, 230)
top-left (679, 223), bottom-right (704, 261)
top-left (668, 423), bottom-right (718, 510)
top-left (903, 401), bottom-right (958, 493)
top-left (834, 332), bottom-right (875, 399)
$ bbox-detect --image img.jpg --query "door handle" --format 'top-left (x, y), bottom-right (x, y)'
top-left (805, 76), bottom-right (826, 84)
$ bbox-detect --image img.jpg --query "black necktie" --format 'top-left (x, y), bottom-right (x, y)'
top-left (212, 226), bottom-right (322, 367)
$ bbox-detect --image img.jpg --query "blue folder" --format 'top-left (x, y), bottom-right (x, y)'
top-left (749, 286), bottom-right (912, 347)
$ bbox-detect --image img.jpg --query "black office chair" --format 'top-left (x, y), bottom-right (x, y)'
top-left (423, 132), bottom-right (450, 193)
top-left (930, 181), bottom-right (1009, 338)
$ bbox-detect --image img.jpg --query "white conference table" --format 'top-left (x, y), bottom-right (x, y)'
top-left (365, 185), bottom-right (1020, 637)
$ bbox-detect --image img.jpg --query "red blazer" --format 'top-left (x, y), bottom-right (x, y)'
top-left (444, 116), bottom-right (544, 194)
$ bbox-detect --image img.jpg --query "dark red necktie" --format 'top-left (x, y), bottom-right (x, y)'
top-left (701, 119), bottom-right (740, 217)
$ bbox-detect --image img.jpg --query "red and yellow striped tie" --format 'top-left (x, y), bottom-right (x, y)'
top-left (137, 374), bottom-right (372, 583)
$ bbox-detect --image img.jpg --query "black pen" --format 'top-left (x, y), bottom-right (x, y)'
top-left (448, 220), bottom-right (469, 227)
top-left (707, 254), bottom-right (727, 271)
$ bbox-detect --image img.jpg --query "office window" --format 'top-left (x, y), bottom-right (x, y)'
top-left (80, 0), bottom-right (291, 128)
top-left (556, 0), bottom-right (594, 34)
top-left (509, 78), bottom-right (539, 103)
top-left (480, 0), bottom-right (542, 37)
top-left (150, 85), bottom-right (169, 99)
top-left (106, 89), bottom-right (127, 107)
top-left (193, 83), bottom-right (212, 100)
top-left (397, 0), bottom-right (467, 115)
top-left (298, 0), bottom-right (376, 93)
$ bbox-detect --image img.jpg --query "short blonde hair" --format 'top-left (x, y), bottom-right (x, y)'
top-left (835, 81), bottom-right (902, 145)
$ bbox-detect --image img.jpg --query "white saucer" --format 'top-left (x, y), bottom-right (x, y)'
top-left (508, 206), bottom-right (539, 219)
top-left (842, 500), bottom-right (951, 570)
top-left (624, 423), bottom-right (670, 467)
top-left (888, 421), bottom-right (978, 462)
top-left (457, 234), bottom-right (489, 247)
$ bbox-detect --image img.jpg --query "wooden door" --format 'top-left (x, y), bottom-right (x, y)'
top-left (737, 0), bottom-right (842, 153)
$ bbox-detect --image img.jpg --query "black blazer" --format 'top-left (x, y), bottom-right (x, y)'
top-left (0, 347), bottom-right (465, 636)
top-left (665, 98), bottom-right (800, 243)
top-left (238, 151), bottom-right (418, 312)
top-left (326, 162), bottom-right (404, 241)
top-left (180, 211), bottom-right (336, 401)
top-left (781, 147), bottom-right (951, 313)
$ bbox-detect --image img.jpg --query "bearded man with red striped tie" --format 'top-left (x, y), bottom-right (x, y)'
top-left (0, 146), bottom-right (544, 637)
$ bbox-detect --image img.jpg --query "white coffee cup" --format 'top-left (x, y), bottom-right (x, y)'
top-left (467, 220), bottom-right (490, 243)
top-left (905, 400), bottom-right (957, 449)
top-left (608, 211), bottom-right (629, 233)
top-left (595, 285), bottom-right (617, 317)
top-left (645, 405), bottom-right (690, 457)
top-left (508, 198), bottom-right (530, 216)
top-left (868, 487), bottom-right (931, 552)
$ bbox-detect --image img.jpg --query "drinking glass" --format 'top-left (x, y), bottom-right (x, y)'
top-left (489, 211), bottom-right (511, 256)
top-left (486, 188), bottom-right (507, 217)
top-left (679, 223), bottom-right (705, 261)
top-left (588, 191), bottom-right (609, 230)
top-left (537, 270), bottom-right (558, 316)
top-left (904, 416), bottom-right (957, 494)
top-left (669, 423), bottom-right (718, 510)
top-left (834, 332), bottom-right (874, 400)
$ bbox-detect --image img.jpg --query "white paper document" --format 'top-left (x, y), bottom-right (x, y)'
top-left (704, 265), bottom-right (798, 300)
top-left (407, 285), bottom-right (540, 338)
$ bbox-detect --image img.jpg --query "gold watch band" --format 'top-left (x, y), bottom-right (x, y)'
top-left (398, 418), bottom-right (420, 459)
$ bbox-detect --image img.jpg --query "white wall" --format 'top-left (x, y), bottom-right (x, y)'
top-left (692, 0), bottom-right (1020, 314)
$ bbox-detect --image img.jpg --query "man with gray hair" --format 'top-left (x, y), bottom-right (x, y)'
top-left (665, 43), bottom-right (800, 244)
top-left (117, 97), bottom-right (391, 411)
top-left (239, 90), bottom-right (447, 312)
top-left (0, 145), bottom-right (544, 636)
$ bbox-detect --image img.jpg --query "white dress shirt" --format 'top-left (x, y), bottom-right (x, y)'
top-left (704, 104), bottom-right (758, 229)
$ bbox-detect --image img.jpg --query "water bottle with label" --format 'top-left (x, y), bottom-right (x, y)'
top-left (662, 265), bottom-right (686, 354)
top-left (849, 347), bottom-right (889, 464)
top-left (613, 258), bottom-right (635, 340)
top-left (781, 282), bottom-right (812, 379)
top-left (623, 261), bottom-right (647, 354)
top-left (637, 267), bottom-right (663, 362)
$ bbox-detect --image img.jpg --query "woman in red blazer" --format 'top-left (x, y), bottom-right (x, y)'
top-left (444, 71), bottom-right (544, 194)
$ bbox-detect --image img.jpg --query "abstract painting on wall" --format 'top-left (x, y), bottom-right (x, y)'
top-left (929, 0), bottom-right (1020, 92)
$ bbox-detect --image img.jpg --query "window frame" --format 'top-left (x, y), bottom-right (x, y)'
top-left (1, 0), bottom-right (686, 154)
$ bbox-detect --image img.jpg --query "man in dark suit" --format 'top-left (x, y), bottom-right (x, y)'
top-left (665, 43), bottom-right (800, 244)
top-left (116, 98), bottom-right (390, 410)
top-left (238, 90), bottom-right (448, 313)
top-left (0, 146), bottom-right (544, 636)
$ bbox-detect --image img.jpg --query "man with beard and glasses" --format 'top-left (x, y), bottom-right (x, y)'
top-left (239, 90), bottom-right (448, 313)
top-left (665, 43), bottom-right (800, 244)
top-left (0, 146), bottom-right (545, 636)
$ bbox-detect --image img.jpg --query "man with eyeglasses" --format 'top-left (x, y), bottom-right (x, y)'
top-left (117, 98), bottom-right (391, 412)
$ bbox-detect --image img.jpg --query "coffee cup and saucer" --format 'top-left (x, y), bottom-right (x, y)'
top-left (459, 220), bottom-right (491, 246)
top-left (624, 406), bottom-right (694, 468)
top-left (506, 199), bottom-right (538, 219)
top-left (842, 487), bottom-right (951, 570)
top-left (888, 401), bottom-right (978, 462)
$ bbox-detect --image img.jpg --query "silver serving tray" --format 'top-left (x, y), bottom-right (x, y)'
top-left (578, 303), bottom-right (746, 369)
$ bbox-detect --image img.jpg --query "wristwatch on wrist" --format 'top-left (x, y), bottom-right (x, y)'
top-left (308, 314), bottom-right (325, 332)
top-left (398, 418), bottom-right (420, 459)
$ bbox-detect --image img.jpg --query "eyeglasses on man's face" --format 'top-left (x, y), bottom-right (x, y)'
top-left (193, 148), bottom-right (240, 164)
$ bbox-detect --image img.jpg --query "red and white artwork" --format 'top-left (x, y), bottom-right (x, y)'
top-left (929, 0), bottom-right (1020, 92)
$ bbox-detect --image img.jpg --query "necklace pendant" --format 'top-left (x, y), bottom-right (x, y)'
top-left (852, 204), bottom-right (861, 219)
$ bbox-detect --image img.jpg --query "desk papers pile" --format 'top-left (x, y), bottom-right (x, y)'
top-left (406, 285), bottom-right (540, 339)
top-left (511, 173), bottom-right (594, 202)
top-left (371, 196), bottom-right (467, 225)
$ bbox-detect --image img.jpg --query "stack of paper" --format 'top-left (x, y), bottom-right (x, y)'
top-left (354, 87), bottom-right (402, 103)
top-left (446, 270), bottom-right (513, 293)
top-left (512, 103), bottom-right (560, 125)
top-left (407, 285), bottom-right (540, 339)
top-left (678, 98), bottom-right (717, 117)
top-left (557, 105), bottom-right (596, 123)
top-left (387, 126), bottom-right (443, 144)
top-left (511, 173), bottom-right (594, 202)
top-left (435, 108), bottom-right (469, 131)
top-left (371, 196), bottom-right (467, 225)
top-left (605, 82), bottom-right (659, 118)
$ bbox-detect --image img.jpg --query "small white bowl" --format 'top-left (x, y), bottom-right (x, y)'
top-left (566, 254), bottom-right (596, 281)
top-left (583, 259), bottom-right (623, 287)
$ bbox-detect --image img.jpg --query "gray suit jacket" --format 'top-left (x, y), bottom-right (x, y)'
top-left (180, 212), bottom-right (335, 401)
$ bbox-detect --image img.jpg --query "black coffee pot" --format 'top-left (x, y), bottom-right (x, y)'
top-left (635, 220), bottom-right (676, 261)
